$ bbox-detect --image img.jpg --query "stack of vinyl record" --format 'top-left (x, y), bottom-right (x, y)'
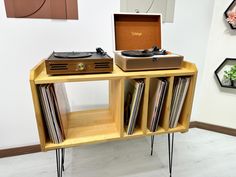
top-left (169, 77), bottom-right (190, 128)
top-left (147, 78), bottom-right (168, 132)
top-left (38, 83), bottom-right (69, 144)
top-left (124, 79), bottom-right (145, 135)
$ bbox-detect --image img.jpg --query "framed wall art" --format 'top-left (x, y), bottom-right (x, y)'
top-left (224, 0), bottom-right (236, 29)
top-left (4, 0), bottom-right (78, 20)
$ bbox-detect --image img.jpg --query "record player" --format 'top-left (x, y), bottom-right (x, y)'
top-left (113, 13), bottom-right (183, 71)
top-left (45, 48), bottom-right (113, 75)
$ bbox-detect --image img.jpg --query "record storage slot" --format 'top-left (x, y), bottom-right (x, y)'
top-left (34, 79), bottom-right (123, 150)
top-left (146, 77), bottom-right (172, 134)
top-left (168, 75), bottom-right (195, 131)
top-left (123, 78), bottom-right (146, 137)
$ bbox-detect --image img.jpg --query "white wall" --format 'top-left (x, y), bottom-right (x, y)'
top-left (0, 0), bottom-right (120, 149)
top-left (196, 0), bottom-right (236, 128)
top-left (0, 0), bottom-right (214, 149)
top-left (162, 0), bottom-right (215, 121)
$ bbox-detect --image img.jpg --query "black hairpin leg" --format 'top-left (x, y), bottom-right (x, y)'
top-left (56, 148), bottom-right (65, 177)
top-left (150, 135), bottom-right (155, 156)
top-left (168, 133), bottom-right (175, 177)
top-left (62, 148), bottom-right (65, 171)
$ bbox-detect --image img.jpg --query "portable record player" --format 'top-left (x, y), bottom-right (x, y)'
top-left (45, 48), bottom-right (113, 75)
top-left (113, 13), bottom-right (183, 71)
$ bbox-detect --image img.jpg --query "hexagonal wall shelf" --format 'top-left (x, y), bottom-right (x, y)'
top-left (215, 58), bottom-right (236, 88)
top-left (224, 0), bottom-right (236, 29)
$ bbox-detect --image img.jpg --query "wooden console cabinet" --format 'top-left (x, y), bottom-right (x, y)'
top-left (30, 60), bottom-right (197, 177)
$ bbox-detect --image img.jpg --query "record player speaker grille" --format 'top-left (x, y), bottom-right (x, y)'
top-left (94, 62), bottom-right (110, 69)
top-left (49, 64), bottom-right (68, 70)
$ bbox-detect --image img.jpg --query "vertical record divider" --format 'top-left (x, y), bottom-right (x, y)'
top-left (109, 79), bottom-right (114, 133)
top-left (119, 78), bottom-right (125, 137)
top-left (142, 77), bottom-right (150, 134)
top-left (109, 78), bottom-right (124, 138)
top-left (162, 76), bottom-right (174, 131)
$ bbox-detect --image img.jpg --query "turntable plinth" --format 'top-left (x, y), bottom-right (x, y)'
top-left (45, 52), bottom-right (113, 75)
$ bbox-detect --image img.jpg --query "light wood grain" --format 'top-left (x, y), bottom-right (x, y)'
top-left (123, 127), bottom-right (144, 138)
top-left (68, 109), bottom-right (113, 128)
top-left (33, 60), bottom-right (197, 84)
top-left (146, 126), bottom-right (166, 135)
top-left (162, 76), bottom-right (174, 130)
top-left (30, 60), bottom-right (197, 151)
top-left (29, 60), bottom-right (47, 151)
top-left (109, 79), bottom-right (123, 137)
top-left (119, 79), bottom-right (125, 137)
top-left (45, 128), bottom-right (120, 150)
top-left (29, 81), bottom-right (46, 151)
top-left (167, 123), bottom-right (187, 133)
top-left (141, 77), bottom-right (150, 134)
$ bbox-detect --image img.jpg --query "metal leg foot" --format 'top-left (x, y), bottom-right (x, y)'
top-left (168, 133), bottom-right (175, 177)
top-left (56, 149), bottom-right (64, 177)
top-left (150, 135), bottom-right (155, 156)
top-left (62, 148), bottom-right (65, 171)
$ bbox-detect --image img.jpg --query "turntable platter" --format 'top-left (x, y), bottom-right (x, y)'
top-left (121, 50), bottom-right (154, 57)
top-left (121, 47), bottom-right (167, 57)
top-left (53, 52), bottom-right (92, 58)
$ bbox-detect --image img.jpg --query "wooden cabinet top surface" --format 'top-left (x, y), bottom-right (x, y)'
top-left (30, 60), bottom-right (197, 84)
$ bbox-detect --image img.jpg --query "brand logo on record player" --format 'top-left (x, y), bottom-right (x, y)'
top-left (131, 32), bottom-right (142, 37)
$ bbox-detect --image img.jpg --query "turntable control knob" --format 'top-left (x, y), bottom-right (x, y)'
top-left (77, 63), bottom-right (85, 71)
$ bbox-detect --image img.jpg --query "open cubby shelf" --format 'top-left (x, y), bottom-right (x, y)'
top-left (30, 60), bottom-right (197, 151)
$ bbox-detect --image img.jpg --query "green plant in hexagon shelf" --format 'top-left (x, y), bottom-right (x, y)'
top-left (223, 65), bottom-right (236, 87)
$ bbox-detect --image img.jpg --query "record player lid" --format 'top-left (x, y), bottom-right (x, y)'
top-left (114, 13), bottom-right (162, 51)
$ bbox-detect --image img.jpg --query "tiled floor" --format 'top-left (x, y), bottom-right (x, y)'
top-left (1, 128), bottom-right (236, 177)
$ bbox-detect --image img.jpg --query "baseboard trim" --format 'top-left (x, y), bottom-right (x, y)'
top-left (1, 121), bottom-right (236, 158)
top-left (0, 144), bottom-right (41, 158)
top-left (190, 121), bottom-right (236, 136)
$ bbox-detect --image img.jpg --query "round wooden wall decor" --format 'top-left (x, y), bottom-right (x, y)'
top-left (4, 0), bottom-right (78, 19)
